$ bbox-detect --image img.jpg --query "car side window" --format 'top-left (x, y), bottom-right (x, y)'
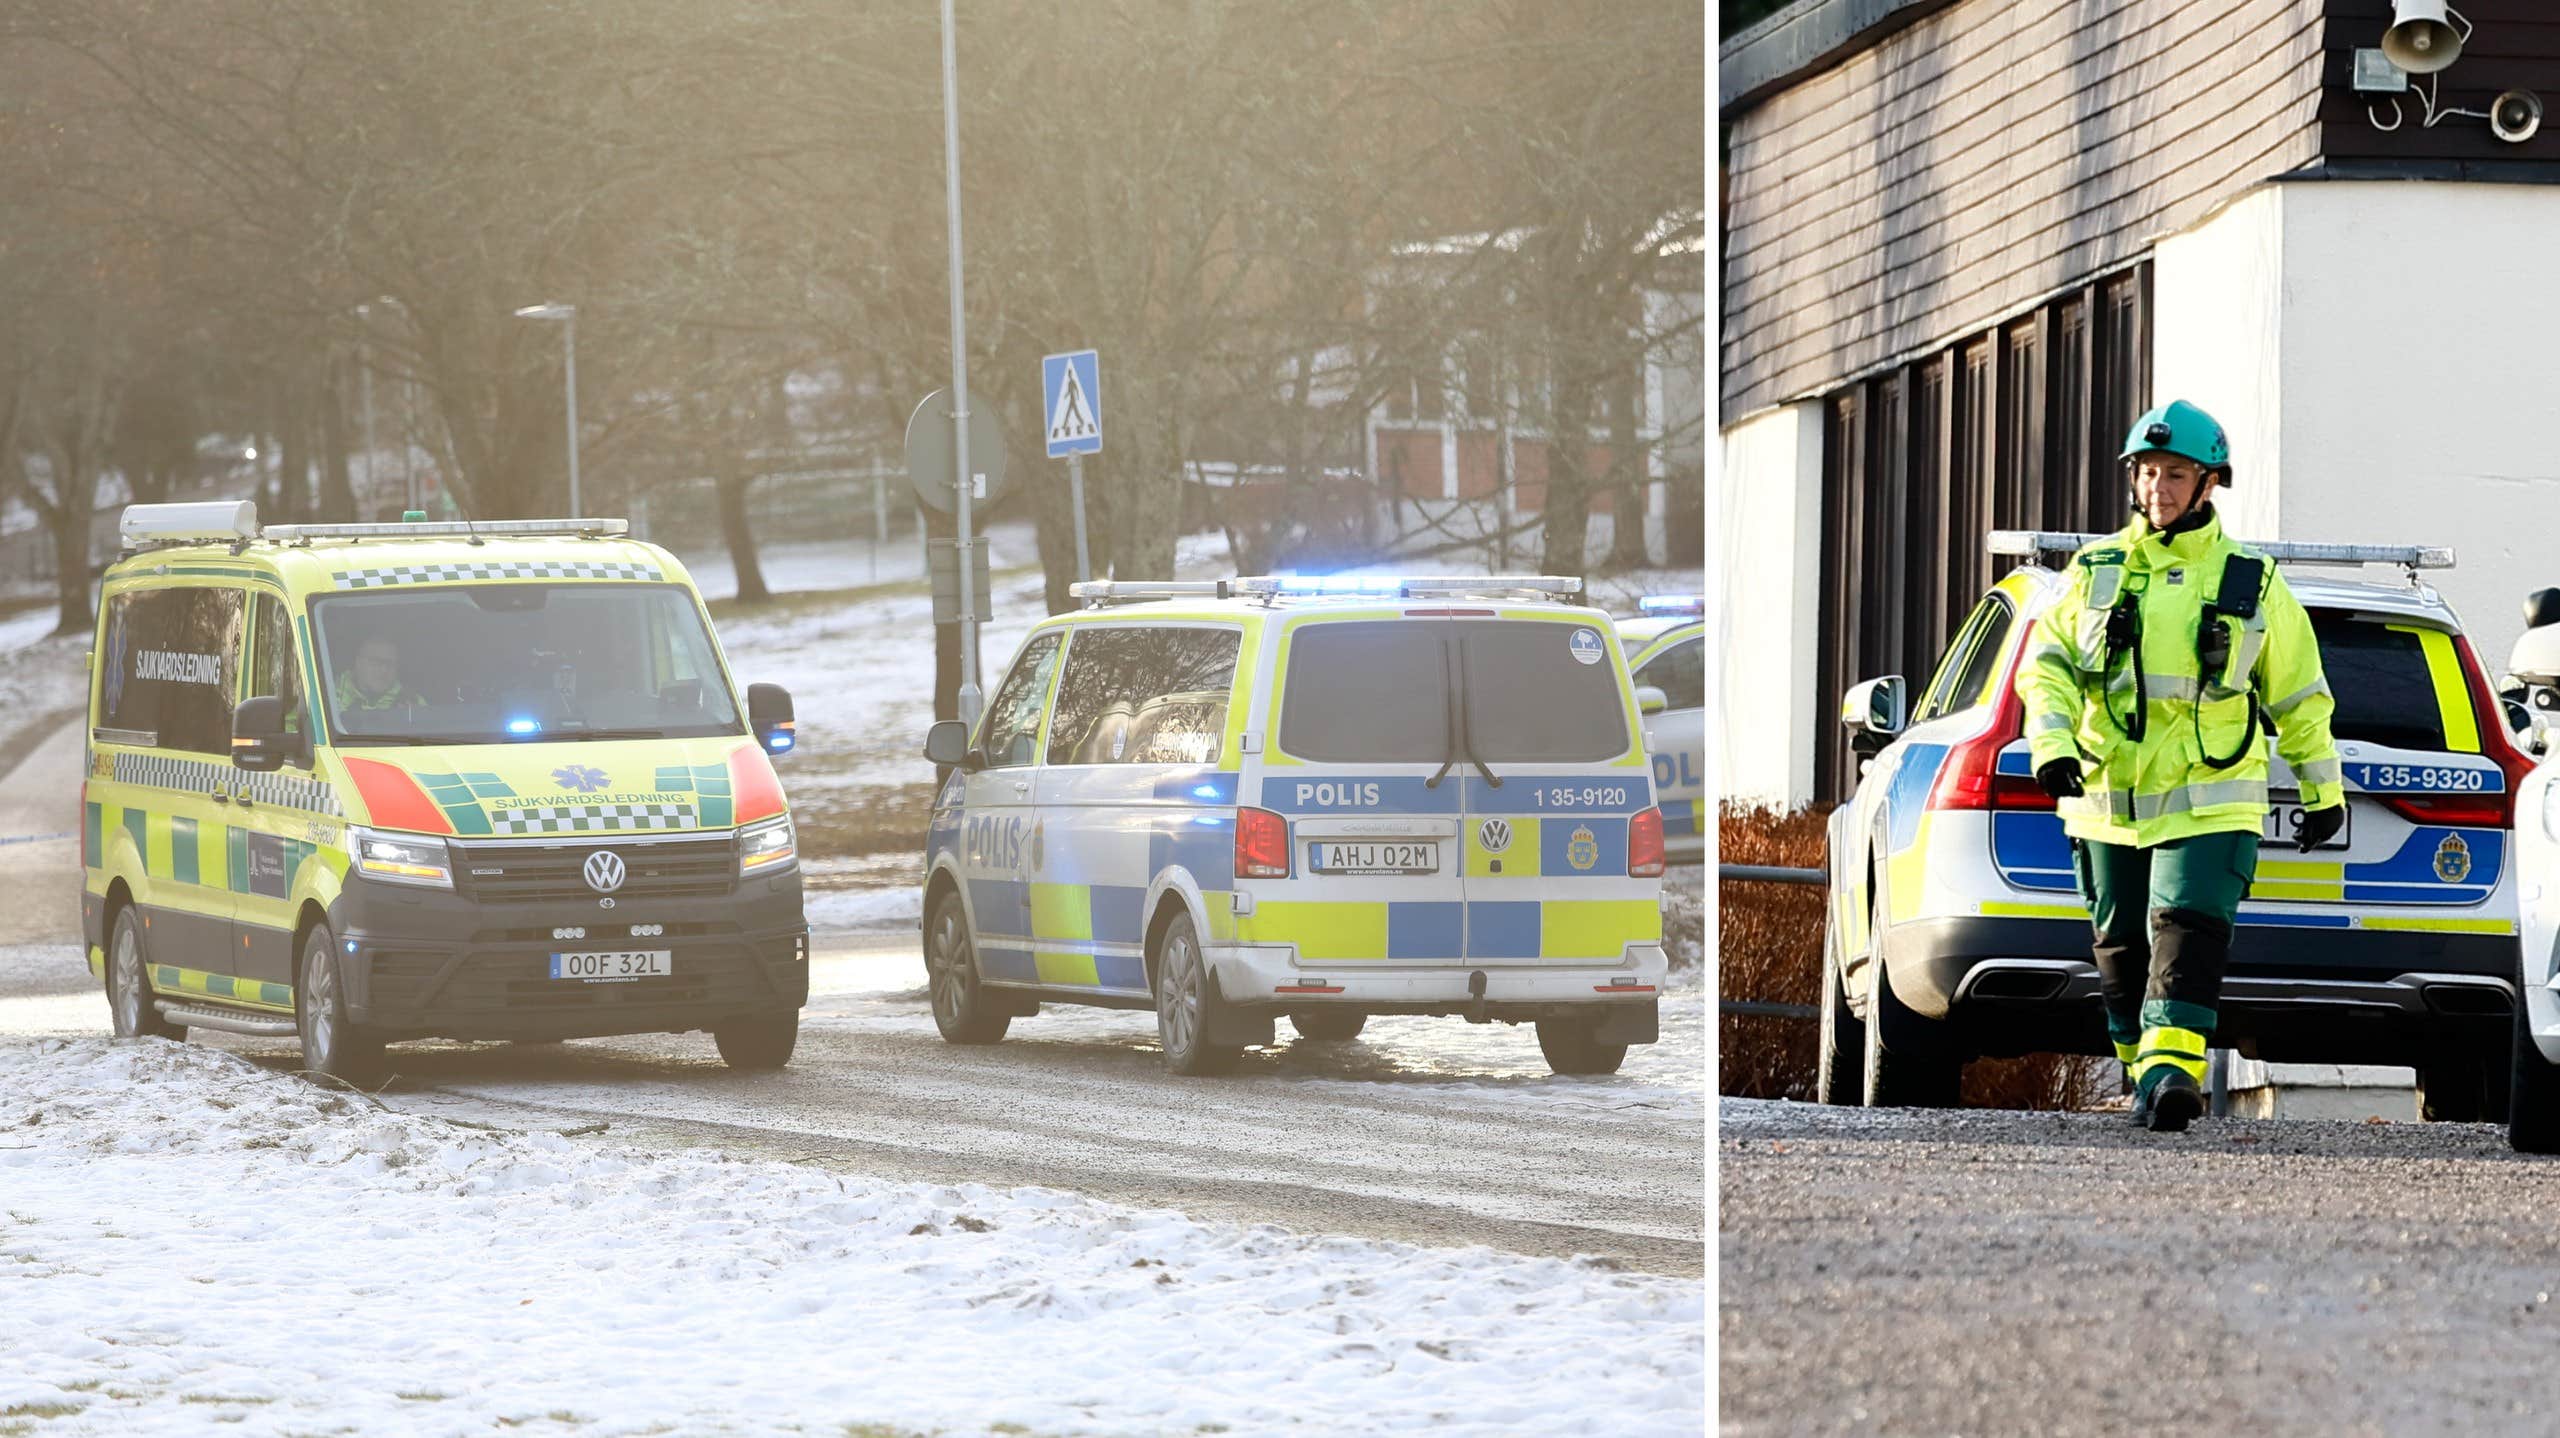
top-left (977, 633), bottom-right (1063, 769)
top-left (1912, 594), bottom-right (2014, 725)
top-left (98, 586), bottom-right (247, 755)
top-left (1634, 637), bottom-right (1703, 711)
top-left (1044, 626), bottom-right (1241, 766)
top-left (246, 593), bottom-right (309, 747)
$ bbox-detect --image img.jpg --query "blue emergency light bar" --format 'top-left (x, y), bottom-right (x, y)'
top-left (1638, 595), bottom-right (1703, 615)
top-left (506, 717), bottom-right (542, 736)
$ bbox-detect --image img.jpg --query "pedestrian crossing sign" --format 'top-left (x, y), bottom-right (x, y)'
top-left (1043, 349), bottom-right (1103, 458)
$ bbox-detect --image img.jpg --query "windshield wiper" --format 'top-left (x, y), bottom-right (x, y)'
top-left (1453, 640), bottom-right (1501, 789)
top-left (1426, 641), bottom-right (1461, 789)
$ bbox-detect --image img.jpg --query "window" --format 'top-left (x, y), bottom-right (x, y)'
top-left (1279, 622), bottom-right (1449, 763)
top-left (1634, 637), bottom-right (1704, 713)
top-left (1044, 627), bottom-right (1241, 766)
top-left (1279, 620), bottom-right (1629, 765)
top-left (977, 633), bottom-right (1062, 769)
top-left (246, 593), bottom-right (308, 747)
top-left (2310, 614), bottom-right (2448, 752)
top-left (97, 586), bottom-right (246, 755)
top-left (1460, 622), bottom-right (1630, 763)
top-left (1913, 595), bottom-right (2015, 725)
top-left (309, 584), bottom-right (741, 744)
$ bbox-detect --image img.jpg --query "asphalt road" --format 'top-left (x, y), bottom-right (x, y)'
top-left (1721, 1098), bottom-right (2560, 1436)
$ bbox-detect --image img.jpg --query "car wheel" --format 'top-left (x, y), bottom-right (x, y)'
top-left (2510, 993), bottom-right (2560, 1153)
top-left (105, 905), bottom-right (184, 1041)
top-left (1860, 886), bottom-right (1962, 1108)
top-left (714, 1011), bottom-right (799, 1071)
top-left (924, 890), bottom-right (1010, 1045)
top-left (1153, 912), bottom-right (1241, 1076)
top-left (1814, 896), bottom-right (1863, 1105)
top-left (1289, 1010), bottom-right (1367, 1043)
top-left (297, 923), bottom-right (386, 1088)
top-left (1536, 1018), bottom-right (1629, 1076)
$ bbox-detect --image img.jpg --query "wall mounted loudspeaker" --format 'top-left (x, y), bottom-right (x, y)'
top-left (2382, 0), bottom-right (2464, 75)
top-left (2493, 90), bottom-right (2543, 143)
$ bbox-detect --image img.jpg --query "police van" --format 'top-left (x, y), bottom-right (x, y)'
top-left (83, 502), bottom-right (807, 1083)
top-left (1825, 532), bottom-right (2529, 1118)
top-left (919, 575), bottom-right (1670, 1076)
top-left (1618, 595), bottom-right (1705, 863)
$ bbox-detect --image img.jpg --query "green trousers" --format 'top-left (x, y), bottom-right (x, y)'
top-left (2070, 829), bottom-right (2258, 1094)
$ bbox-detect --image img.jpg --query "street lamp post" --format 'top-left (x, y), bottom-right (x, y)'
top-left (353, 304), bottom-right (380, 515)
top-left (514, 303), bottom-right (581, 518)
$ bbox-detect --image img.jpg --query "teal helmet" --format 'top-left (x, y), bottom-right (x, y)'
top-left (2119, 399), bottom-right (2231, 477)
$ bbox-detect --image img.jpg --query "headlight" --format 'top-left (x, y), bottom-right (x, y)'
top-left (352, 827), bottom-right (454, 889)
top-left (739, 816), bottom-right (796, 875)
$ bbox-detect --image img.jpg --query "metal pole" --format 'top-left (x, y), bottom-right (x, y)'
top-left (563, 309), bottom-right (582, 520)
top-left (939, 0), bottom-right (980, 724)
top-left (1069, 453), bottom-right (1090, 582)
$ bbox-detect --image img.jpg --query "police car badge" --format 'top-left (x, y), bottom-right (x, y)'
top-left (1568, 825), bottom-right (1599, 871)
top-left (2434, 832), bottom-right (2472, 884)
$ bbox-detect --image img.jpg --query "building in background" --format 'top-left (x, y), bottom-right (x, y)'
top-left (1721, 0), bottom-right (2560, 807)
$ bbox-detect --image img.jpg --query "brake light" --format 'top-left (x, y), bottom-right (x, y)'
top-left (1927, 694), bottom-right (2048, 811)
top-left (1236, 806), bottom-right (1292, 878)
top-left (1628, 807), bottom-right (1665, 877)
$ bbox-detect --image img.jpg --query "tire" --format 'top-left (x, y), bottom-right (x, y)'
top-left (713, 1011), bottom-right (798, 1071)
top-left (105, 904), bottom-right (184, 1041)
top-left (1289, 1010), bottom-right (1367, 1043)
top-left (297, 923), bottom-right (386, 1088)
top-left (2510, 993), bottom-right (2560, 1153)
top-left (924, 890), bottom-right (1010, 1045)
top-left (1153, 911), bottom-right (1241, 1076)
top-left (1536, 1018), bottom-right (1629, 1076)
top-left (1860, 887), bottom-right (1962, 1108)
top-left (1814, 899), bottom-right (1863, 1105)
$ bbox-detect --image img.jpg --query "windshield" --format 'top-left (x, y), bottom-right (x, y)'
top-left (1279, 619), bottom-right (1630, 764)
top-left (311, 583), bottom-right (743, 745)
top-left (2308, 610), bottom-right (2450, 752)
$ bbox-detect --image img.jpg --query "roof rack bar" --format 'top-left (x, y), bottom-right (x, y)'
top-left (1068, 575), bottom-right (1591, 608)
top-left (1987, 529), bottom-right (2453, 570)
top-left (262, 517), bottom-right (628, 542)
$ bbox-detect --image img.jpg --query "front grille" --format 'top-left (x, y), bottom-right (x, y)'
top-left (450, 834), bottom-right (737, 904)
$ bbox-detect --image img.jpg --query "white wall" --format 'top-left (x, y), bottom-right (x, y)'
top-left (2152, 187), bottom-right (2289, 542)
top-left (1719, 403), bottom-right (1824, 808)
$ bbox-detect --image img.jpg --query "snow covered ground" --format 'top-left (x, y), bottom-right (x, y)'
top-left (0, 1039), bottom-right (1706, 1437)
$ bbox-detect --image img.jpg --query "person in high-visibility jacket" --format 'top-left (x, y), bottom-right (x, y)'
top-left (2017, 399), bottom-right (2345, 1132)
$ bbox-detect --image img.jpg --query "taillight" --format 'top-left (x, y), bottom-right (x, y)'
top-left (1236, 806), bottom-right (1292, 878)
top-left (1927, 694), bottom-right (2047, 811)
top-left (1628, 807), bottom-right (1666, 877)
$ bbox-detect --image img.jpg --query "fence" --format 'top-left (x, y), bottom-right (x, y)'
top-left (1719, 863), bottom-right (1823, 1020)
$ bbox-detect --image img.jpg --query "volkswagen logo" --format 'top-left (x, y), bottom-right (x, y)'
top-left (582, 850), bottom-right (627, 895)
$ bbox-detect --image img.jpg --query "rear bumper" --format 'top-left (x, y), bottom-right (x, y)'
top-left (1208, 942), bottom-right (1667, 1038)
top-left (330, 869), bottom-right (809, 1042)
top-left (1886, 914), bottom-right (2514, 1064)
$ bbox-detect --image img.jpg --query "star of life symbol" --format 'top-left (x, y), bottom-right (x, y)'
top-left (554, 764), bottom-right (609, 794)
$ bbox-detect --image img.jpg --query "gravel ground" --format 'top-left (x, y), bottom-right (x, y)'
top-left (1721, 1098), bottom-right (2560, 1437)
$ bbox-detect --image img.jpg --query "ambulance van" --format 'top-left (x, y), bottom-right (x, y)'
top-left (83, 502), bottom-right (807, 1083)
top-left (919, 575), bottom-right (1670, 1076)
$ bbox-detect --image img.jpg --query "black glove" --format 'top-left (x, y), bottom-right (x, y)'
top-left (2295, 803), bottom-right (2345, 853)
top-left (2035, 758), bottom-right (2084, 800)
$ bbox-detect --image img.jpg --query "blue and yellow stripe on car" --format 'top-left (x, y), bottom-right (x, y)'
top-left (1234, 898), bottom-right (1658, 960)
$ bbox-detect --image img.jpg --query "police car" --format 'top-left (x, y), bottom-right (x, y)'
top-left (1823, 532), bottom-right (2528, 1118)
top-left (83, 502), bottom-right (808, 1084)
top-left (1618, 595), bottom-right (1704, 864)
top-left (918, 575), bottom-right (1670, 1076)
top-left (2493, 600), bottom-right (2560, 1150)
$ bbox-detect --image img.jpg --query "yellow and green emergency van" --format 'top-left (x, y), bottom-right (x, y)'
top-left (83, 501), bottom-right (807, 1082)
top-left (919, 575), bottom-right (1671, 1076)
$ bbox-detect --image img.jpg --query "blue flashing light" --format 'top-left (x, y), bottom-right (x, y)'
top-left (1273, 573), bottom-right (1401, 595)
top-left (1638, 595), bottom-right (1704, 615)
top-left (1190, 783), bottom-right (1222, 800)
top-left (767, 734), bottom-right (793, 753)
top-left (344, 939), bottom-right (357, 953)
top-left (506, 717), bottom-right (542, 735)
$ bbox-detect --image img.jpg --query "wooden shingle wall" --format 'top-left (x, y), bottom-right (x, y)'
top-left (1721, 0), bottom-right (2328, 420)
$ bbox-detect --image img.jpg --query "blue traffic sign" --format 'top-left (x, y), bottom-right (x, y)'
top-left (1042, 350), bottom-right (1102, 458)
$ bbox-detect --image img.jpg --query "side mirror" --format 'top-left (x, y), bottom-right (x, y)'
top-left (747, 682), bottom-right (796, 757)
top-left (924, 718), bottom-right (976, 769)
top-left (230, 696), bottom-right (304, 772)
top-left (1840, 675), bottom-right (1907, 754)
top-left (1635, 684), bottom-right (1668, 717)
top-left (2526, 587), bottom-right (2560, 631)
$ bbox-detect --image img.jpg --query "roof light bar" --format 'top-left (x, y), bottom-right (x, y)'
top-left (1068, 580), bottom-right (1237, 607)
top-left (1237, 574), bottom-right (1586, 599)
top-left (263, 517), bottom-right (628, 542)
top-left (1987, 530), bottom-right (2453, 570)
top-left (1637, 594), bottom-right (1704, 615)
top-left (120, 501), bottom-right (259, 548)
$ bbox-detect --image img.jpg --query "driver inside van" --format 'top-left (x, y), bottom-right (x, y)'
top-left (333, 634), bottom-right (420, 711)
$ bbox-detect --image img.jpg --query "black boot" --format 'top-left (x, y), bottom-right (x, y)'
top-left (2142, 1069), bottom-right (2205, 1133)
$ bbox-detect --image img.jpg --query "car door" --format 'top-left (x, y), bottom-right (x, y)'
top-left (229, 590), bottom-right (330, 1004)
top-left (959, 631), bottom-right (1063, 987)
top-left (1632, 628), bottom-right (1705, 857)
top-left (89, 581), bottom-right (250, 994)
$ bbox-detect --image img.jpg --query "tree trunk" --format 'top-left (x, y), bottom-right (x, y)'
top-left (1608, 359), bottom-right (1648, 571)
top-left (717, 469), bottom-right (770, 605)
top-left (319, 360), bottom-right (357, 523)
top-left (1539, 353), bottom-right (1595, 575)
top-left (48, 482), bottom-right (95, 636)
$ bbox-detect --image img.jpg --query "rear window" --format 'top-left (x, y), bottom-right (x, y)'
top-left (2310, 612), bottom-right (2446, 752)
top-left (1279, 619), bottom-right (1629, 764)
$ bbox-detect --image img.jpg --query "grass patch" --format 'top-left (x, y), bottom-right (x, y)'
top-left (0, 1406), bottom-right (81, 1421)
top-left (56, 1382), bottom-right (101, 1395)
top-left (181, 1395), bottom-right (274, 1406)
top-left (394, 1392), bottom-right (450, 1403)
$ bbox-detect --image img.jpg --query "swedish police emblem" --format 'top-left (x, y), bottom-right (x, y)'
top-left (2434, 833), bottom-right (2472, 884)
top-left (1568, 825), bottom-right (1599, 871)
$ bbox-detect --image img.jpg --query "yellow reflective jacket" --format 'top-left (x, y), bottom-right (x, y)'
top-left (2018, 510), bottom-right (2343, 847)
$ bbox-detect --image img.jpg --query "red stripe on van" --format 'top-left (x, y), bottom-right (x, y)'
top-left (729, 743), bottom-right (787, 824)
top-left (340, 757), bottom-right (453, 835)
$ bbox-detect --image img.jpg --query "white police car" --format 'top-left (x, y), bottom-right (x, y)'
top-left (920, 575), bottom-right (1671, 1076)
top-left (1618, 595), bottom-right (1704, 864)
top-left (1824, 533), bottom-right (2528, 1117)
